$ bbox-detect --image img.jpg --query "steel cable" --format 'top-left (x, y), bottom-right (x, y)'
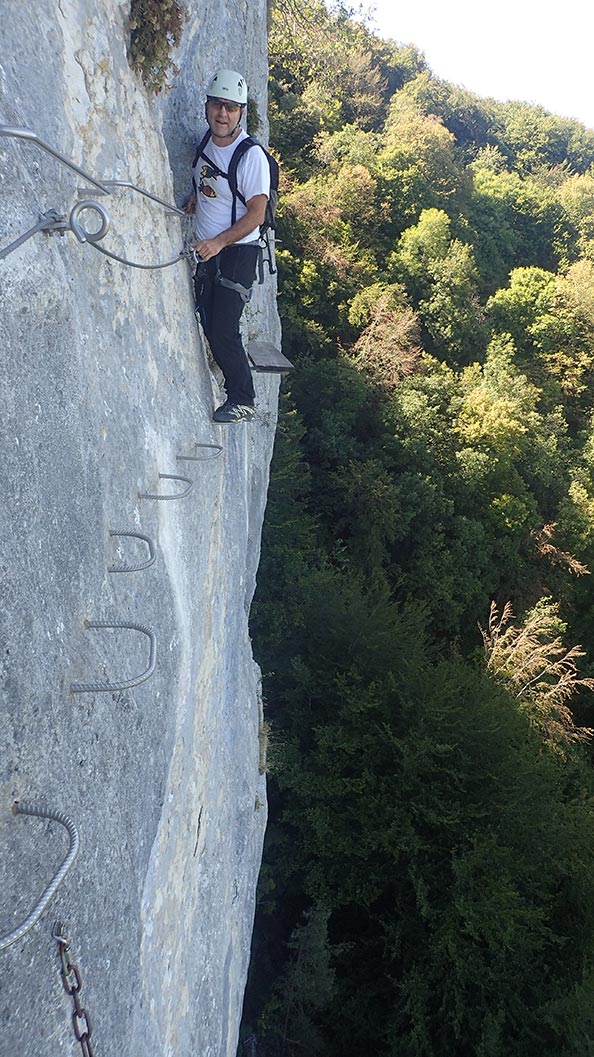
top-left (86, 239), bottom-right (191, 270)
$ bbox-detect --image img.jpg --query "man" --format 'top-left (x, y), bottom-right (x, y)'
top-left (186, 69), bottom-right (270, 423)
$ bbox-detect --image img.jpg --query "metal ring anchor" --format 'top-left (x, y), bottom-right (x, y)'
top-left (70, 620), bottom-right (157, 693)
top-left (69, 200), bottom-right (110, 244)
top-left (0, 803), bottom-right (79, 953)
top-left (108, 529), bottom-right (157, 573)
top-left (0, 201), bottom-right (110, 260)
top-left (139, 473), bottom-right (193, 501)
top-left (0, 126), bottom-right (187, 269)
top-left (176, 444), bottom-right (224, 463)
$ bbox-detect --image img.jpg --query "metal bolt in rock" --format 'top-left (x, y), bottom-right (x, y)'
top-left (0, 803), bottom-right (79, 952)
top-left (70, 620), bottom-right (157, 693)
top-left (139, 473), bottom-right (194, 501)
top-left (108, 529), bottom-right (157, 573)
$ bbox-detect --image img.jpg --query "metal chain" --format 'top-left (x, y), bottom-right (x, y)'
top-left (53, 922), bottom-right (96, 1057)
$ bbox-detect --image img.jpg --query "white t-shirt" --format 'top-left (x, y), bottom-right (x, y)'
top-left (193, 128), bottom-right (270, 244)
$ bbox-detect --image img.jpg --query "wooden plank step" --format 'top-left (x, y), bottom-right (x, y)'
top-left (247, 341), bottom-right (294, 373)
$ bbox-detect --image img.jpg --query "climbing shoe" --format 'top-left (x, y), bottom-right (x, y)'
top-left (213, 400), bottom-right (256, 423)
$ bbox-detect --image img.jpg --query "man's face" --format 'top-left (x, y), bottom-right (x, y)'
top-left (206, 97), bottom-right (242, 138)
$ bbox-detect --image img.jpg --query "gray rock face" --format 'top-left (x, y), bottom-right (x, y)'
top-left (0, 3), bottom-right (278, 1055)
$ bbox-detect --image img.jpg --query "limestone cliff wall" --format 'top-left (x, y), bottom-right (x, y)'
top-left (0, 3), bottom-right (279, 1055)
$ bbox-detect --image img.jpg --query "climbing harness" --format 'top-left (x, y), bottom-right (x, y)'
top-left (193, 251), bottom-right (255, 304)
top-left (0, 125), bottom-right (191, 269)
top-left (213, 253), bottom-right (254, 303)
top-left (0, 803), bottom-right (79, 953)
top-left (53, 922), bottom-right (96, 1057)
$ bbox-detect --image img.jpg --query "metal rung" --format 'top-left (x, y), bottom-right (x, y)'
top-left (0, 803), bottom-right (79, 953)
top-left (139, 473), bottom-right (193, 501)
top-left (176, 444), bottom-right (223, 463)
top-left (247, 341), bottom-right (295, 373)
top-left (86, 180), bottom-right (185, 216)
top-left (0, 126), bottom-right (111, 193)
top-left (109, 529), bottom-right (157, 573)
top-left (70, 621), bottom-right (157, 693)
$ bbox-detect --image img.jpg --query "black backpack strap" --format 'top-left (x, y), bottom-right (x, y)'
top-left (227, 137), bottom-right (257, 223)
top-left (194, 134), bottom-right (270, 235)
top-left (192, 131), bottom-right (213, 170)
top-left (192, 131), bottom-right (214, 194)
top-left (262, 232), bottom-right (277, 276)
top-left (192, 132), bottom-right (228, 187)
top-left (228, 137), bottom-right (277, 284)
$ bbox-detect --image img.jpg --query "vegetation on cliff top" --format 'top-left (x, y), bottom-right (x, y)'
top-left (128, 0), bottom-right (186, 93)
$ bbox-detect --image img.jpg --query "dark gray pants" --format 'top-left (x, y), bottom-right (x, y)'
top-left (194, 244), bottom-right (259, 406)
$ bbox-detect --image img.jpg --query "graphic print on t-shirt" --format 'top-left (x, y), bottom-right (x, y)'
top-left (199, 163), bottom-right (218, 199)
top-left (192, 129), bottom-right (269, 244)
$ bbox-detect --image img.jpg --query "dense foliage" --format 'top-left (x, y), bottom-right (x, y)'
top-left (243, 3), bottom-right (594, 1054)
top-left (128, 0), bottom-right (186, 93)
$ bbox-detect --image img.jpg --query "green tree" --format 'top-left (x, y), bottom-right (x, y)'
top-left (243, 5), bottom-right (594, 1055)
top-left (391, 69), bottom-right (497, 156)
top-left (268, 0), bottom-right (425, 177)
top-left (347, 282), bottom-right (421, 390)
top-left (468, 166), bottom-right (562, 290)
top-left (487, 266), bottom-right (557, 363)
top-left (379, 107), bottom-right (465, 224)
top-left (556, 171), bottom-right (594, 260)
top-left (488, 262), bottom-right (594, 420)
top-left (495, 100), bottom-right (594, 174)
top-left (392, 209), bottom-right (486, 362)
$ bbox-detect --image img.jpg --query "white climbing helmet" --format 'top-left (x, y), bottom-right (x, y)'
top-left (206, 69), bottom-right (247, 106)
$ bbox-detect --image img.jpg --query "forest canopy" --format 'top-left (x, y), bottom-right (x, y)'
top-left (242, 3), bottom-right (594, 1055)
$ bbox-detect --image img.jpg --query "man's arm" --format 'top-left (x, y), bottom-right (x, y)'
top-left (192, 194), bottom-right (268, 261)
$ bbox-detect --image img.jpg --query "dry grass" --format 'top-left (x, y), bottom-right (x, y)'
top-left (479, 598), bottom-right (594, 749)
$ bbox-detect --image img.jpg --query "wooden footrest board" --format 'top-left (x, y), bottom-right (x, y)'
top-left (247, 341), bottom-right (294, 373)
